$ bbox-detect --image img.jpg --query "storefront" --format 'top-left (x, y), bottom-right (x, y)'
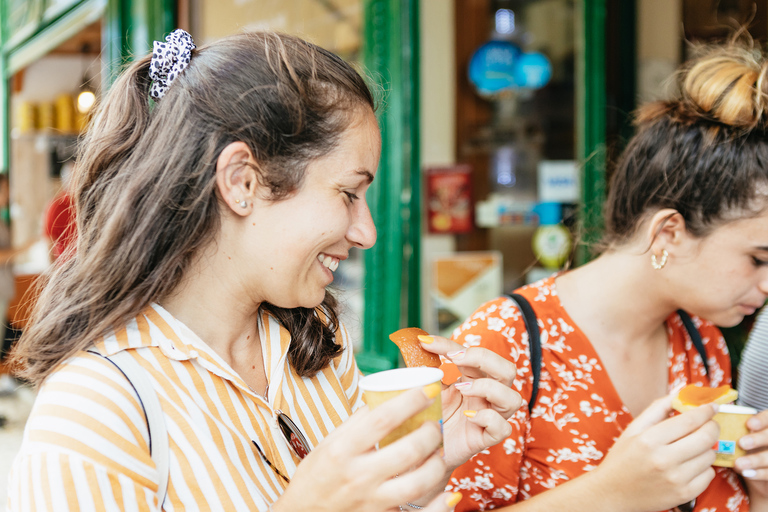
top-left (1, 0), bottom-right (755, 374)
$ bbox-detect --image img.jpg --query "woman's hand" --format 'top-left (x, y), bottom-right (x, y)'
top-left (419, 334), bottom-right (522, 470)
top-left (735, 409), bottom-right (768, 507)
top-left (588, 396), bottom-right (719, 512)
top-left (274, 385), bottom-right (461, 512)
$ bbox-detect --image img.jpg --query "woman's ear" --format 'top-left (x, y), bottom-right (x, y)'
top-left (215, 141), bottom-right (260, 216)
top-left (646, 208), bottom-right (687, 254)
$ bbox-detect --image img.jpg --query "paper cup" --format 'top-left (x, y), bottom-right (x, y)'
top-left (712, 404), bottom-right (758, 467)
top-left (359, 367), bottom-right (444, 448)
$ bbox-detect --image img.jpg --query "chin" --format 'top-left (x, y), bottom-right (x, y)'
top-left (708, 312), bottom-right (745, 328)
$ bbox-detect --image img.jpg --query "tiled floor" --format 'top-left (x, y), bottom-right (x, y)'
top-left (0, 384), bottom-right (35, 507)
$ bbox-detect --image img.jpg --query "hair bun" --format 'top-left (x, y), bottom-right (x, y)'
top-left (678, 45), bottom-right (768, 129)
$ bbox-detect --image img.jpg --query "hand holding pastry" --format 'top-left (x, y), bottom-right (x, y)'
top-left (391, 329), bottom-right (521, 469)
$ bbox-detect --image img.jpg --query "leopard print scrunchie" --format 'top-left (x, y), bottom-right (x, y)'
top-left (149, 29), bottom-right (196, 101)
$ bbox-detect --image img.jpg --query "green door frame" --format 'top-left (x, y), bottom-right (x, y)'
top-left (103, 0), bottom-right (175, 86)
top-left (358, 0), bottom-right (421, 373)
top-left (577, 0), bottom-right (607, 263)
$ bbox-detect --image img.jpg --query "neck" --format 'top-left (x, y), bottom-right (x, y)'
top-left (555, 250), bottom-right (677, 347)
top-left (160, 243), bottom-right (263, 366)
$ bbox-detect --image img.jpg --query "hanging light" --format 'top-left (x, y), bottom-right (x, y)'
top-left (76, 89), bottom-right (95, 113)
top-left (76, 43), bottom-right (96, 114)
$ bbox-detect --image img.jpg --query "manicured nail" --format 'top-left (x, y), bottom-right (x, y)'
top-left (417, 335), bottom-right (434, 344)
top-left (445, 492), bottom-right (463, 508)
top-left (447, 350), bottom-right (465, 360)
top-left (423, 382), bottom-right (442, 399)
top-left (740, 436), bottom-right (755, 450)
top-left (455, 380), bottom-right (472, 391)
top-left (743, 469), bottom-right (757, 478)
top-left (463, 410), bottom-right (477, 418)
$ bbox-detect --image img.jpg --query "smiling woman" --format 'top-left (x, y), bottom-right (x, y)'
top-left (5, 30), bottom-right (522, 512)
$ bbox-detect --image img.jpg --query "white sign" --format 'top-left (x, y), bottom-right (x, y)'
top-left (538, 160), bottom-right (579, 203)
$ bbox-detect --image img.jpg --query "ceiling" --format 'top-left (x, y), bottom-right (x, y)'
top-left (49, 21), bottom-right (101, 56)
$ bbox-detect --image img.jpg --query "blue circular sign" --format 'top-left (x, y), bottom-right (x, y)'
top-left (514, 52), bottom-right (552, 90)
top-left (468, 41), bottom-right (521, 97)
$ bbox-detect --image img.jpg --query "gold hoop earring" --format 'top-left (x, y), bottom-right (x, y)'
top-left (651, 249), bottom-right (668, 270)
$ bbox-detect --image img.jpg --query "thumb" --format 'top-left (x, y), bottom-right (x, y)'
top-left (622, 395), bottom-right (675, 437)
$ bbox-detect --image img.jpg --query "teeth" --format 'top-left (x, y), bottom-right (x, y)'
top-left (318, 253), bottom-right (340, 272)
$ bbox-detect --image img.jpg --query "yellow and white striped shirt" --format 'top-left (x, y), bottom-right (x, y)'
top-left (7, 303), bottom-right (364, 511)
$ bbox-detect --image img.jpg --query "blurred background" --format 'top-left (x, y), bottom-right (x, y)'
top-left (0, 0), bottom-right (764, 500)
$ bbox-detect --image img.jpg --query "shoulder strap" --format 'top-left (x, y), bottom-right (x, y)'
top-left (507, 293), bottom-right (542, 414)
top-left (99, 351), bottom-right (169, 508)
top-left (677, 310), bottom-right (710, 380)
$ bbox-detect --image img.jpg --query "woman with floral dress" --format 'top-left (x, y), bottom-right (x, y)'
top-left (446, 43), bottom-right (768, 511)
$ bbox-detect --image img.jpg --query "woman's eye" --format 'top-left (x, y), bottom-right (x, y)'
top-left (752, 256), bottom-right (768, 267)
top-left (344, 191), bottom-right (359, 203)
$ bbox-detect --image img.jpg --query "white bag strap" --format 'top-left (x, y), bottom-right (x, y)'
top-left (101, 351), bottom-right (169, 508)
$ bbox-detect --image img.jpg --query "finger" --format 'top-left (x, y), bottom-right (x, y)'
top-left (463, 408), bottom-right (514, 448)
top-left (369, 420), bottom-right (443, 477)
top-left (454, 378), bottom-right (523, 418)
top-left (738, 428), bottom-right (768, 452)
top-left (448, 347), bottom-right (516, 386)
top-left (417, 334), bottom-right (465, 359)
top-left (735, 448), bottom-right (768, 477)
top-left (348, 385), bottom-right (441, 453)
top-left (622, 395), bottom-right (676, 437)
top-left (736, 467), bottom-right (768, 480)
top-left (649, 404), bottom-right (718, 445)
top-left (666, 419), bottom-right (720, 464)
top-left (422, 492), bottom-right (464, 512)
top-left (684, 466), bottom-right (717, 502)
top-left (674, 442), bottom-right (717, 483)
top-left (746, 410), bottom-right (768, 433)
top-left (378, 450), bottom-right (448, 508)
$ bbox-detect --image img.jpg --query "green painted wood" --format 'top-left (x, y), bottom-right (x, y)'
top-left (358, 0), bottom-right (420, 374)
top-left (6, 0), bottom-right (105, 74)
top-left (102, 0), bottom-right (175, 87)
top-left (0, 0), bottom-right (8, 174)
top-left (577, 0), bottom-right (607, 265)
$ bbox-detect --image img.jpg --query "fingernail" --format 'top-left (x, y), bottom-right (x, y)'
top-left (463, 410), bottom-right (477, 418)
top-left (743, 469), bottom-right (757, 478)
top-left (748, 417), bottom-right (761, 430)
top-left (417, 335), bottom-right (434, 344)
top-left (711, 403), bottom-right (720, 413)
top-left (445, 492), bottom-right (463, 508)
top-left (447, 350), bottom-right (465, 360)
top-left (740, 436), bottom-right (755, 450)
top-left (454, 381), bottom-right (473, 390)
top-left (423, 382), bottom-right (442, 399)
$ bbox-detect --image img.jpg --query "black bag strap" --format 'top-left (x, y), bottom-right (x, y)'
top-left (503, 300), bottom-right (710, 415)
top-left (507, 293), bottom-right (542, 414)
top-left (677, 309), bottom-right (710, 380)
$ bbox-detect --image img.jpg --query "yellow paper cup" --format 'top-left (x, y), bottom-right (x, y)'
top-left (712, 404), bottom-right (758, 467)
top-left (360, 367), bottom-right (443, 448)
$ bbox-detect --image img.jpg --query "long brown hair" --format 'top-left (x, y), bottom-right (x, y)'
top-left (604, 42), bottom-right (768, 247)
top-left (11, 32), bottom-right (375, 385)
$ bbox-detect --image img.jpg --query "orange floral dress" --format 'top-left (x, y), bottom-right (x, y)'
top-left (446, 277), bottom-right (748, 512)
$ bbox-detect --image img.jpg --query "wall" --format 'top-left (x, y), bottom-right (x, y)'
top-left (637, 0), bottom-right (681, 101)
top-left (419, 0), bottom-right (456, 332)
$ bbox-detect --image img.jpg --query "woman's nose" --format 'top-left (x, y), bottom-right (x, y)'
top-left (347, 203), bottom-right (377, 249)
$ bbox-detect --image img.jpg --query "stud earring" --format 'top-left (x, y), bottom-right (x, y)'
top-left (236, 199), bottom-right (247, 209)
top-left (651, 249), bottom-right (668, 270)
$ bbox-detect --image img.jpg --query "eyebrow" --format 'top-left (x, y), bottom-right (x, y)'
top-left (355, 169), bottom-right (374, 184)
